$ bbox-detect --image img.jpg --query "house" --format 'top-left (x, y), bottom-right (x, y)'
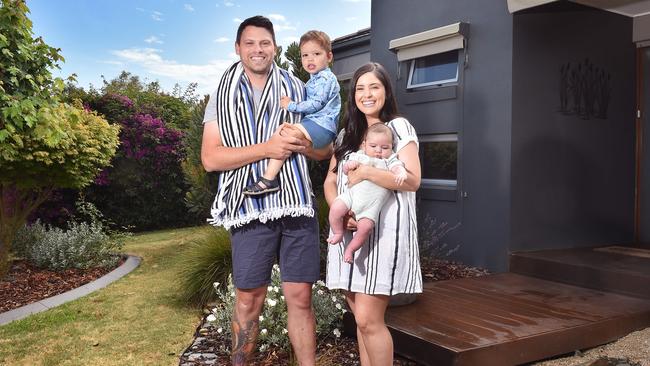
top-left (332, 0), bottom-right (650, 273)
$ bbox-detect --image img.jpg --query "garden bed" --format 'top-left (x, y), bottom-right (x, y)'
top-left (0, 258), bottom-right (123, 313)
top-left (179, 257), bottom-right (489, 366)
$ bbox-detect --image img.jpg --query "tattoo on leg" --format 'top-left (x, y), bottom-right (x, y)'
top-left (231, 309), bottom-right (260, 365)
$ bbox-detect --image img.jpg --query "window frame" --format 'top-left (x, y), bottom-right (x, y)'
top-left (418, 133), bottom-right (458, 189)
top-left (406, 50), bottom-right (460, 89)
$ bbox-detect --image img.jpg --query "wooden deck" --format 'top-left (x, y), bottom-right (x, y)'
top-left (342, 246), bottom-right (650, 365)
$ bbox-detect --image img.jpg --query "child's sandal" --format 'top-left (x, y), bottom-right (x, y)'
top-left (243, 177), bottom-right (280, 196)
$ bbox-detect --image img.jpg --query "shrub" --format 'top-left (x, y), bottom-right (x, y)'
top-left (208, 265), bottom-right (346, 353)
top-left (178, 227), bottom-right (232, 306)
top-left (12, 220), bottom-right (124, 270)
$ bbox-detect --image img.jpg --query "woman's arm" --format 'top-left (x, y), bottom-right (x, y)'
top-left (324, 155), bottom-right (357, 230)
top-left (346, 141), bottom-right (421, 191)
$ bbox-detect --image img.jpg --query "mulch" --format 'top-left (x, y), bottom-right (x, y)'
top-left (0, 259), bottom-right (122, 313)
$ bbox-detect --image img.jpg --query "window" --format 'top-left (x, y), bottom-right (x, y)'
top-left (407, 50), bottom-right (459, 89)
top-left (419, 134), bottom-right (457, 188)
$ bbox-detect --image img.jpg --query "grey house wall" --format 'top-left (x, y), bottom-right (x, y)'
top-left (511, 3), bottom-right (635, 251)
top-left (370, 0), bottom-right (514, 271)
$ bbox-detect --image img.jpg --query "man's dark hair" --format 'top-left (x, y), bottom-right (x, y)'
top-left (236, 15), bottom-right (276, 45)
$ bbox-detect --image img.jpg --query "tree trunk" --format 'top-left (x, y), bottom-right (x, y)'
top-left (0, 184), bottom-right (52, 278)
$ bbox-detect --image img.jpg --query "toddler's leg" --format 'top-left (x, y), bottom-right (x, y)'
top-left (327, 199), bottom-right (350, 244)
top-left (243, 126), bottom-right (307, 196)
top-left (343, 218), bottom-right (374, 263)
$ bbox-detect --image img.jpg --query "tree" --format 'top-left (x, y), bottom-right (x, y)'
top-left (0, 0), bottom-right (120, 276)
top-left (284, 42), bottom-right (310, 83)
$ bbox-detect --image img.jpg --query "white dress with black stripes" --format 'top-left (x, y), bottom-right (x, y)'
top-left (326, 117), bottom-right (423, 295)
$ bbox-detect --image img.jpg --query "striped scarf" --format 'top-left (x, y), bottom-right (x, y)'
top-left (209, 62), bottom-right (314, 229)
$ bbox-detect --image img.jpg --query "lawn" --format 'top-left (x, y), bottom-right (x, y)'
top-left (0, 226), bottom-right (210, 366)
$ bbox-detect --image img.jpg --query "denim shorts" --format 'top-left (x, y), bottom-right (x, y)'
top-left (229, 215), bottom-right (320, 289)
top-left (300, 118), bottom-right (336, 149)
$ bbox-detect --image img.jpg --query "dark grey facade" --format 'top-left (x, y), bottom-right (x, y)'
top-left (333, 0), bottom-right (638, 272)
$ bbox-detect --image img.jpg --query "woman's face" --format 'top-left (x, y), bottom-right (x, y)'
top-left (354, 72), bottom-right (386, 124)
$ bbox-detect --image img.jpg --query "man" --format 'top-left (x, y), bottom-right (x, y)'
top-left (201, 15), bottom-right (332, 366)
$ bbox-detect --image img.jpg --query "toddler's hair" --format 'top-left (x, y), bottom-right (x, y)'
top-left (299, 30), bottom-right (332, 53)
top-left (365, 123), bottom-right (394, 143)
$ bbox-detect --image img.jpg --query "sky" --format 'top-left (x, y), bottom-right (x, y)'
top-left (26, 0), bottom-right (371, 96)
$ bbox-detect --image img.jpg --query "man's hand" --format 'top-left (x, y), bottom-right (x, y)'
top-left (280, 96), bottom-right (292, 110)
top-left (265, 123), bottom-right (308, 159)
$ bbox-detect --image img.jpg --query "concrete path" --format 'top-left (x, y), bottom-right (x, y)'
top-left (0, 255), bottom-right (141, 326)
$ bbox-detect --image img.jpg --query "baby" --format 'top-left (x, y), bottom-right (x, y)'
top-left (328, 123), bottom-right (407, 263)
top-left (243, 30), bottom-right (341, 196)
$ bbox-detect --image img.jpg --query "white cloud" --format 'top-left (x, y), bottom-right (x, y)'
top-left (266, 13), bottom-right (296, 32)
top-left (214, 37), bottom-right (229, 43)
top-left (151, 11), bottom-right (163, 21)
top-left (233, 17), bottom-right (243, 23)
top-left (267, 14), bottom-right (286, 21)
top-left (145, 36), bottom-right (163, 44)
top-left (184, 4), bottom-right (195, 12)
top-left (224, 0), bottom-right (235, 7)
top-left (110, 48), bottom-right (233, 94)
top-left (136, 7), bottom-right (145, 12)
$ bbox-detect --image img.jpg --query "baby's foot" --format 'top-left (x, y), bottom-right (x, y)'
top-left (344, 249), bottom-right (354, 264)
top-left (327, 233), bottom-right (343, 244)
top-left (243, 177), bottom-right (279, 196)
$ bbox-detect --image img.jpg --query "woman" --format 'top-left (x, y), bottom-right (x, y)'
top-left (325, 62), bottom-right (422, 365)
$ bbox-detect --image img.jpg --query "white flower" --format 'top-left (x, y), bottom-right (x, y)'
top-left (213, 282), bottom-right (220, 288)
top-left (267, 298), bottom-right (277, 307)
top-left (267, 285), bottom-right (273, 292)
top-left (333, 328), bottom-right (341, 338)
top-left (316, 280), bottom-right (325, 287)
top-left (260, 344), bottom-right (268, 352)
top-left (317, 289), bottom-right (324, 295)
top-left (230, 292), bottom-right (235, 297)
top-left (331, 295), bottom-right (337, 302)
top-left (217, 327), bottom-right (223, 333)
top-left (281, 295), bottom-right (285, 301)
top-left (349, 353), bottom-right (356, 358)
top-left (342, 309), bottom-right (348, 314)
top-left (206, 314), bottom-right (216, 322)
top-left (335, 303), bottom-right (342, 310)
top-left (261, 329), bottom-right (268, 335)
top-left (259, 315), bottom-right (264, 322)
top-left (282, 328), bottom-right (288, 334)
top-left (211, 308), bottom-right (217, 313)
top-left (273, 286), bottom-right (279, 293)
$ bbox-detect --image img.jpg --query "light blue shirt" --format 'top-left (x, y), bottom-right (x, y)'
top-left (287, 67), bottom-right (340, 134)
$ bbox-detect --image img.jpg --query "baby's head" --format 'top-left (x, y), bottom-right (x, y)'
top-left (362, 123), bottom-right (394, 159)
top-left (299, 30), bottom-right (333, 75)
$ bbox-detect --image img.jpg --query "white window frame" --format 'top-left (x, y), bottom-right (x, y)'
top-left (419, 133), bottom-right (458, 188)
top-left (406, 51), bottom-right (460, 89)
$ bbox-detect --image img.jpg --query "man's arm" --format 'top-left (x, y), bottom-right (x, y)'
top-left (201, 121), bottom-right (309, 172)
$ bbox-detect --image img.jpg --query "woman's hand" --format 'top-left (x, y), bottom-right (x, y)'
top-left (346, 164), bottom-right (368, 187)
top-left (344, 210), bottom-right (357, 231)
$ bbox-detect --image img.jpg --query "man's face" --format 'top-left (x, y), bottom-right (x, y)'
top-left (235, 25), bottom-right (276, 77)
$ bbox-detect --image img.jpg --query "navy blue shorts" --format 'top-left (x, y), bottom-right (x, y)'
top-left (229, 215), bottom-right (320, 289)
top-left (300, 118), bottom-right (336, 149)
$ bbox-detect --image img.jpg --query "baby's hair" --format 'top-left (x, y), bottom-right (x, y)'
top-left (365, 123), bottom-right (394, 143)
top-left (299, 30), bottom-right (332, 53)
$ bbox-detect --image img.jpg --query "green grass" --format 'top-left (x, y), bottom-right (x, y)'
top-left (0, 226), bottom-right (214, 366)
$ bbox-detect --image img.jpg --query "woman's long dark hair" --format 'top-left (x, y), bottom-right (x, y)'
top-left (334, 62), bottom-right (399, 169)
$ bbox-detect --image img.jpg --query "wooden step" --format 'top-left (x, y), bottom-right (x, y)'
top-left (510, 246), bottom-right (650, 299)
top-left (357, 273), bottom-right (650, 366)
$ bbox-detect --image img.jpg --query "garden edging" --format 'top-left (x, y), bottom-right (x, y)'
top-left (0, 255), bottom-right (141, 326)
